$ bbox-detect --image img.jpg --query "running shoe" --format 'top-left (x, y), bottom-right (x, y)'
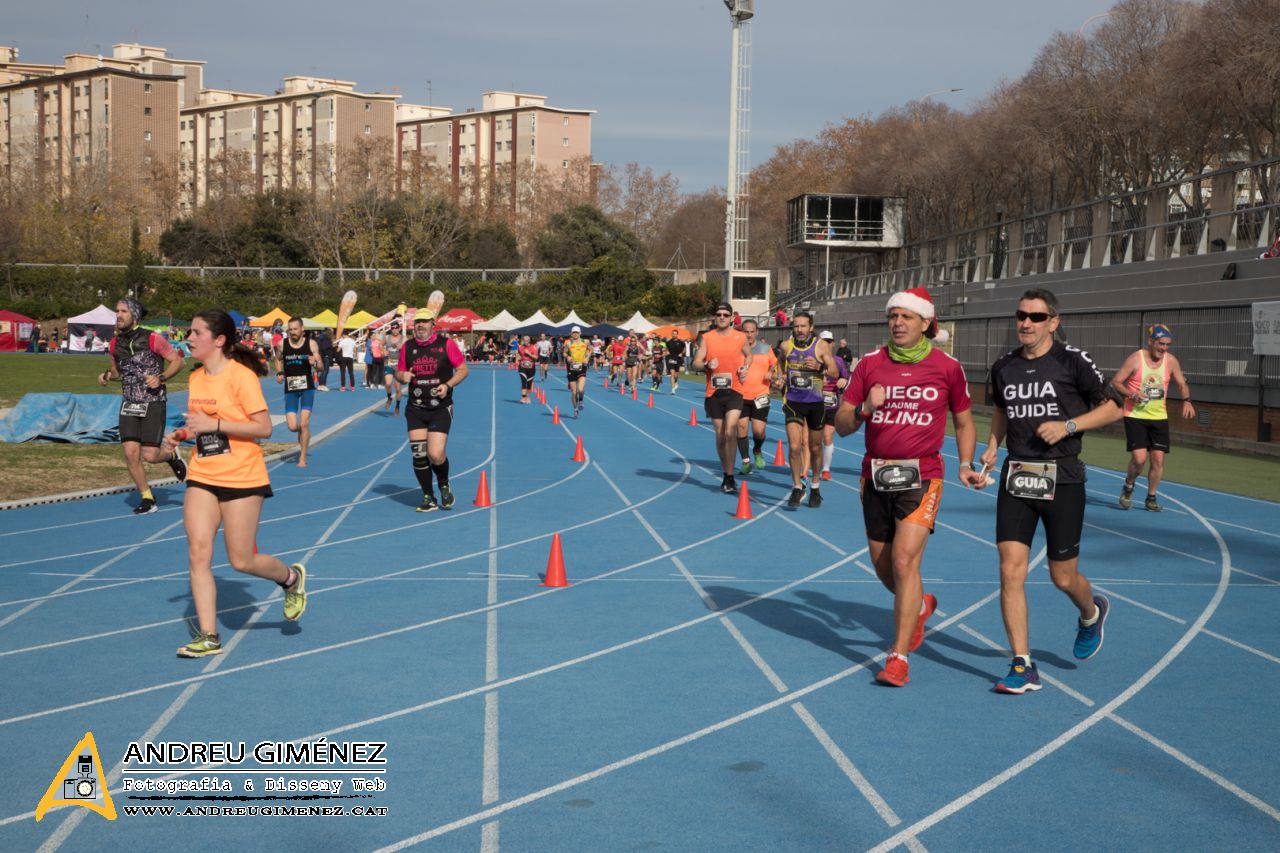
top-left (1119, 483), bottom-right (1134, 510)
top-left (176, 631), bottom-right (223, 658)
top-left (739, 460), bottom-right (752, 476)
top-left (394, 401), bottom-right (401, 415)
top-left (283, 564), bottom-right (307, 621)
top-left (821, 470), bottom-right (831, 481)
top-left (1144, 495), bottom-right (1162, 512)
top-left (908, 593), bottom-right (938, 653)
top-left (808, 488), bottom-right (822, 508)
top-left (416, 492), bottom-right (439, 513)
top-left (168, 450), bottom-right (188, 483)
top-left (134, 497), bottom-right (157, 515)
top-left (753, 452), bottom-right (765, 470)
top-left (318, 384), bottom-right (330, 391)
top-left (385, 396), bottom-right (392, 411)
top-left (720, 475), bottom-right (737, 494)
top-left (875, 653), bottom-right (910, 687)
top-left (787, 487), bottom-right (805, 508)
top-left (439, 485), bottom-right (455, 510)
top-left (994, 658), bottom-right (1041, 694)
top-left (1073, 594), bottom-right (1109, 660)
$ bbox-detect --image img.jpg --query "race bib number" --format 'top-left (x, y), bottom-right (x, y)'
top-left (1005, 461), bottom-right (1057, 500)
top-left (789, 374), bottom-right (812, 389)
top-left (119, 401), bottom-right (149, 418)
top-left (711, 373), bottom-right (733, 390)
top-left (519, 360), bottom-right (533, 369)
top-left (1144, 385), bottom-right (1165, 400)
top-left (754, 394), bottom-right (771, 409)
top-left (823, 392), bottom-right (838, 408)
top-left (569, 362), bottom-right (585, 371)
top-left (196, 431), bottom-right (231, 458)
top-left (411, 377), bottom-right (443, 408)
top-left (871, 458), bottom-right (922, 493)
top-left (285, 375), bottom-right (309, 392)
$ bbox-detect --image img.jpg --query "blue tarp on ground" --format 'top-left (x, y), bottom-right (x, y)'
top-left (0, 393), bottom-right (182, 443)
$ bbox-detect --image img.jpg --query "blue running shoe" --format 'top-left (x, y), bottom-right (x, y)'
top-left (994, 658), bottom-right (1041, 694)
top-left (1073, 594), bottom-right (1109, 660)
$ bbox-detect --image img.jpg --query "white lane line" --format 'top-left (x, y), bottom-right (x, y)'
top-left (1202, 629), bottom-right (1280, 666)
top-left (0, 514), bottom-right (186, 630)
top-left (791, 702), bottom-right (903, 828)
top-left (1092, 584), bottom-right (1187, 624)
top-left (482, 373), bottom-right (500, 853)
top-left (864, 492), bottom-right (1234, 853)
top-left (589, 428), bottom-right (906, 832)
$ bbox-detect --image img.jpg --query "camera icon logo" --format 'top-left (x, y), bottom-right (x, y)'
top-left (62, 755), bottom-right (97, 800)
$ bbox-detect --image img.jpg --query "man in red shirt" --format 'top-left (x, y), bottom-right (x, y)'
top-left (836, 288), bottom-right (984, 687)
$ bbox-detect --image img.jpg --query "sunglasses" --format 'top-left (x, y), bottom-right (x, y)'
top-left (1015, 311), bottom-right (1054, 323)
top-left (714, 312), bottom-right (732, 318)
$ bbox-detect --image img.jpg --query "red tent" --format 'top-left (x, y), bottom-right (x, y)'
top-left (0, 309), bottom-right (38, 352)
top-left (435, 308), bottom-right (483, 332)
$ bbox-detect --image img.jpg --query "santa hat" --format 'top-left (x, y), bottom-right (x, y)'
top-left (886, 287), bottom-right (949, 344)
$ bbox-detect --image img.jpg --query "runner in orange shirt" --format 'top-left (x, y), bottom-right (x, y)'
top-left (691, 302), bottom-right (753, 494)
top-left (162, 309), bottom-right (306, 658)
top-left (736, 319), bottom-right (778, 475)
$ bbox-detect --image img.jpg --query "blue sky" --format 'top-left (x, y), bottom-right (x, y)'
top-left (13, 1), bottom-right (1118, 193)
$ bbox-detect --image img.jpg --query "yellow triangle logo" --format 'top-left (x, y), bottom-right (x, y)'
top-left (35, 732), bottom-right (116, 822)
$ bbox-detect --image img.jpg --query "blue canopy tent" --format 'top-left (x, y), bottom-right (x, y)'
top-left (227, 309), bottom-right (248, 326)
top-left (582, 323), bottom-right (630, 339)
top-left (506, 322), bottom-right (573, 338)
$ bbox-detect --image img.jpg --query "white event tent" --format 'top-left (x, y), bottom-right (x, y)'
top-left (474, 309), bottom-right (520, 332)
top-left (619, 310), bottom-right (657, 333)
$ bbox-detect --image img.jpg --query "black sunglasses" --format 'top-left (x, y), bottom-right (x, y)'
top-left (714, 312), bottom-right (732, 318)
top-left (1015, 310), bottom-right (1054, 323)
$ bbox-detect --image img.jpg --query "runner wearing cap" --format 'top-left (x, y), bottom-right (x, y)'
top-left (608, 336), bottom-right (627, 387)
top-left (536, 334), bottom-right (553, 381)
top-left (979, 288), bottom-right (1122, 694)
top-left (776, 311), bottom-right (837, 508)
top-left (274, 317), bottom-right (322, 468)
top-left (382, 323), bottom-right (405, 414)
top-left (836, 288), bottom-right (980, 686)
top-left (665, 334), bottom-right (686, 394)
top-left (162, 309), bottom-right (305, 657)
top-left (564, 326), bottom-right (592, 416)
top-left (99, 297), bottom-right (188, 515)
top-left (818, 329), bottom-right (851, 482)
top-left (397, 309), bottom-right (469, 512)
top-left (691, 302), bottom-right (753, 494)
top-left (736, 319), bottom-right (778, 474)
top-left (1111, 323), bottom-right (1195, 512)
top-left (516, 335), bottom-right (538, 404)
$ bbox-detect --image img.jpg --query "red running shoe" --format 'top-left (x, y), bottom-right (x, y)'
top-left (821, 470), bottom-right (831, 481)
top-left (875, 653), bottom-right (909, 687)
top-left (909, 593), bottom-right (938, 653)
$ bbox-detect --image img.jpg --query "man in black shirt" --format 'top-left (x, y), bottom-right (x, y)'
top-left (835, 338), bottom-right (854, 366)
top-left (978, 288), bottom-right (1123, 695)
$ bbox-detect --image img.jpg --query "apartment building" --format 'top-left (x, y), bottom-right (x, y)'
top-left (0, 44), bottom-right (192, 194)
top-left (396, 91), bottom-right (594, 208)
top-left (179, 76), bottom-right (397, 211)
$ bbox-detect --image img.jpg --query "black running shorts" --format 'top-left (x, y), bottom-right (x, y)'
top-left (704, 390), bottom-right (744, 420)
top-left (1124, 417), bottom-right (1171, 453)
top-left (118, 400), bottom-right (168, 447)
top-left (740, 397), bottom-right (771, 422)
top-left (783, 399), bottom-right (825, 431)
top-left (860, 478), bottom-right (943, 541)
top-left (518, 367), bottom-right (535, 390)
top-left (405, 403), bottom-right (453, 434)
top-left (187, 480), bottom-right (273, 501)
top-left (995, 464), bottom-right (1086, 560)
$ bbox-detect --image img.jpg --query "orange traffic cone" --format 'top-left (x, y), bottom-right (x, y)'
top-left (474, 470), bottom-right (492, 507)
top-left (688, 407), bottom-right (698, 426)
top-left (734, 482), bottom-right (753, 520)
top-left (647, 392), bottom-right (654, 408)
top-left (571, 435), bottom-right (586, 462)
top-left (619, 382), bottom-right (626, 396)
top-left (773, 439), bottom-right (786, 466)
top-left (542, 533), bottom-right (569, 587)
top-left (603, 377), bottom-right (608, 388)
top-left (631, 387), bottom-right (638, 401)
top-left (552, 405), bottom-right (560, 424)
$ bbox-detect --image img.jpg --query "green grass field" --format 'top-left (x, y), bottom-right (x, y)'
top-left (0, 353), bottom-right (190, 409)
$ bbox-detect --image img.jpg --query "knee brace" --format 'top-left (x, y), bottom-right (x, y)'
top-left (411, 440), bottom-right (430, 470)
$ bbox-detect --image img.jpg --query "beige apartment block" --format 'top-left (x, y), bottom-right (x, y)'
top-left (396, 90), bottom-right (594, 209)
top-left (179, 76), bottom-right (397, 211)
top-left (0, 47), bottom-right (182, 206)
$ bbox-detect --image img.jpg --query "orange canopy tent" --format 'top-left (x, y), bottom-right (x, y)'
top-left (248, 307), bottom-right (293, 328)
top-left (650, 324), bottom-right (694, 340)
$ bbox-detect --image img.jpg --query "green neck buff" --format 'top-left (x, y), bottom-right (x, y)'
top-left (887, 337), bottom-right (932, 364)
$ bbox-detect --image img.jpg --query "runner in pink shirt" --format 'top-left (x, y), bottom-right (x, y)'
top-left (836, 288), bottom-right (985, 687)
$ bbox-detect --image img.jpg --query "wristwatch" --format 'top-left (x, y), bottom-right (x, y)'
top-left (1065, 419), bottom-right (1078, 435)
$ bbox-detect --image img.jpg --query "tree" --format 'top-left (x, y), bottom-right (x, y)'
top-left (607, 162), bottom-right (681, 264)
top-left (124, 219), bottom-right (148, 292)
top-left (460, 222), bottom-right (522, 269)
top-left (534, 204), bottom-right (645, 268)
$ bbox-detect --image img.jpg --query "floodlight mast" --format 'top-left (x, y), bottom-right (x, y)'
top-left (724, 0), bottom-right (754, 274)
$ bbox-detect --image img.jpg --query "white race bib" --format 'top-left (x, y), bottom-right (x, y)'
top-left (871, 458), bottom-right (921, 493)
top-left (1005, 461), bottom-right (1057, 500)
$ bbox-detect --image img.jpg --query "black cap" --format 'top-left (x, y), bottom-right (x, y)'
top-left (714, 301), bottom-right (733, 315)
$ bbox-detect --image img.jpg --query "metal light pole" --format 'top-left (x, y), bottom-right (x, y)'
top-left (724, 1), bottom-right (754, 276)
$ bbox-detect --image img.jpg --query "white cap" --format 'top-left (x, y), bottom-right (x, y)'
top-left (571, 325), bottom-right (581, 333)
top-left (819, 330), bottom-right (834, 340)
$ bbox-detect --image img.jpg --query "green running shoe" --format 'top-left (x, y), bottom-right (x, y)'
top-left (177, 631), bottom-right (223, 658)
top-left (284, 564), bottom-right (307, 621)
top-left (739, 460), bottom-right (752, 475)
top-left (753, 452), bottom-right (765, 470)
